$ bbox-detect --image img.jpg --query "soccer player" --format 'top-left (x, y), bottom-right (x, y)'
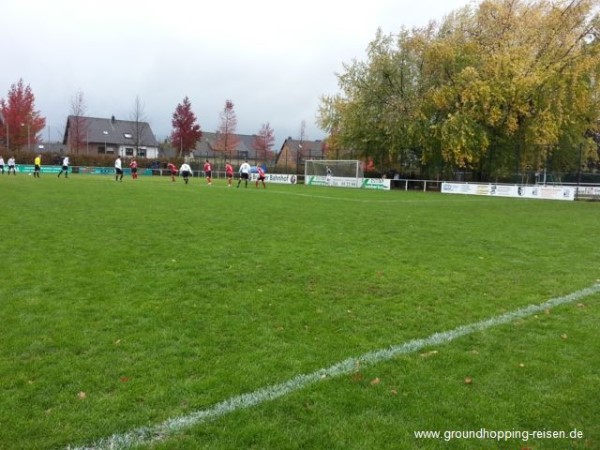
top-left (225, 161), bottom-right (234, 187)
top-left (115, 156), bottom-right (123, 181)
top-left (256, 165), bottom-right (266, 188)
top-left (237, 160), bottom-right (251, 188)
top-left (33, 154), bottom-right (41, 178)
top-left (0, 155), bottom-right (4, 174)
top-left (129, 159), bottom-right (138, 179)
top-left (167, 162), bottom-right (178, 182)
top-left (203, 159), bottom-right (212, 185)
top-left (326, 166), bottom-right (333, 185)
top-left (7, 156), bottom-right (16, 175)
top-left (57, 156), bottom-right (69, 178)
top-left (179, 162), bottom-right (193, 184)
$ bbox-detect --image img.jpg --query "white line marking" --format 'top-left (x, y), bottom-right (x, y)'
top-left (67, 284), bottom-right (600, 450)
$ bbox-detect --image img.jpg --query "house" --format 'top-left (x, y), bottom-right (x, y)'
top-left (192, 132), bottom-right (271, 168)
top-left (36, 142), bottom-right (70, 164)
top-left (63, 115), bottom-right (159, 158)
top-left (275, 137), bottom-right (325, 173)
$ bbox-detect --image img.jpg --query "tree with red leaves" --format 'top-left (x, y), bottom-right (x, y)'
top-left (170, 96), bottom-right (202, 157)
top-left (0, 79), bottom-right (46, 152)
top-left (253, 122), bottom-right (275, 163)
top-left (213, 100), bottom-right (240, 160)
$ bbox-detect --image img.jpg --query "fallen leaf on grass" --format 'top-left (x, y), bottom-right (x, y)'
top-left (420, 350), bottom-right (438, 358)
top-left (464, 377), bottom-right (473, 385)
top-left (77, 391), bottom-right (87, 400)
top-left (577, 303), bottom-right (586, 308)
top-left (560, 334), bottom-right (568, 340)
top-left (370, 377), bottom-right (381, 386)
top-left (390, 389), bottom-right (398, 395)
top-left (119, 377), bottom-right (129, 383)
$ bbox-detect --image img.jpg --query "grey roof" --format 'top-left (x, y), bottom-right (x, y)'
top-left (280, 138), bottom-right (324, 155)
top-left (37, 142), bottom-right (69, 154)
top-left (64, 115), bottom-right (158, 147)
top-left (275, 138), bottom-right (325, 165)
top-left (193, 131), bottom-right (261, 159)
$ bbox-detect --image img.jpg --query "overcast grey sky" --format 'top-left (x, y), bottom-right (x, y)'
top-left (1, 0), bottom-right (473, 145)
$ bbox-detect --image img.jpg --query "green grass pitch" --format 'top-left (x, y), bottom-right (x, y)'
top-left (0, 173), bottom-right (598, 449)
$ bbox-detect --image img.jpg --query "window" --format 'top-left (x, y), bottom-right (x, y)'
top-left (97, 146), bottom-right (105, 155)
top-left (237, 151), bottom-right (248, 160)
top-left (125, 147), bottom-right (134, 156)
top-left (138, 149), bottom-right (147, 157)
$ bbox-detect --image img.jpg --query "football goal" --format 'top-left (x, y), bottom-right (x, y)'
top-left (305, 160), bottom-right (363, 181)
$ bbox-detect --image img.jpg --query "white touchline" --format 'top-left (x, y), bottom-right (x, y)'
top-left (67, 284), bottom-right (600, 450)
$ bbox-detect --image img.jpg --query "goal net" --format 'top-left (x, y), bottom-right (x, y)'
top-left (304, 160), bottom-right (364, 179)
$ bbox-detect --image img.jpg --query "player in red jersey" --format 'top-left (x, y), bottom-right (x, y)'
top-left (225, 161), bottom-right (234, 187)
top-left (129, 159), bottom-right (138, 179)
top-left (203, 159), bottom-right (212, 185)
top-left (256, 165), bottom-right (266, 188)
top-left (167, 162), bottom-right (178, 182)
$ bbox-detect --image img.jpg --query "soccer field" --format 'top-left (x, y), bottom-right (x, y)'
top-left (1, 174), bottom-right (598, 449)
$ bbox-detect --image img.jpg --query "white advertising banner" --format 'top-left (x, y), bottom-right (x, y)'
top-left (249, 173), bottom-right (299, 184)
top-left (360, 178), bottom-right (392, 190)
top-left (441, 182), bottom-right (575, 201)
top-left (305, 176), bottom-right (391, 190)
top-left (576, 186), bottom-right (600, 197)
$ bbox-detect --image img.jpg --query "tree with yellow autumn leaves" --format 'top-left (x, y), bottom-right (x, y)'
top-left (318, 0), bottom-right (600, 180)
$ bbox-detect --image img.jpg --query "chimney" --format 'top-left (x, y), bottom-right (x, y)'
top-left (111, 115), bottom-right (115, 124)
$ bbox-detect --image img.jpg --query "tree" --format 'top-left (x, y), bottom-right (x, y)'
top-left (68, 90), bottom-right (88, 154)
top-left (253, 122), bottom-right (276, 163)
top-left (213, 100), bottom-right (240, 160)
top-left (170, 96), bottom-right (202, 157)
top-left (297, 120), bottom-right (308, 164)
top-left (0, 79), bottom-right (46, 152)
top-left (299, 120), bottom-right (307, 143)
top-left (129, 95), bottom-right (149, 157)
top-left (318, 0), bottom-right (600, 180)
top-left (422, 0), bottom-right (600, 177)
top-left (319, 27), bottom-right (433, 169)
top-left (0, 110), bottom-right (7, 151)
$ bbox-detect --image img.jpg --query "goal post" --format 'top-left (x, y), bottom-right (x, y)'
top-left (305, 160), bottom-right (364, 185)
top-left (304, 159), bottom-right (391, 190)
